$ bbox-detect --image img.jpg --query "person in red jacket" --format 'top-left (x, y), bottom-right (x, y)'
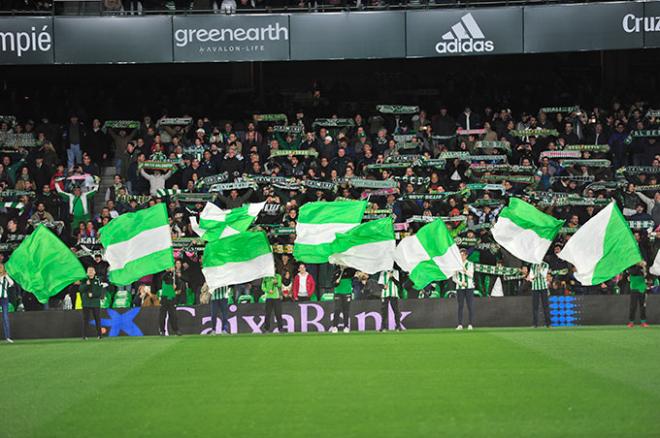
top-left (293, 263), bottom-right (316, 302)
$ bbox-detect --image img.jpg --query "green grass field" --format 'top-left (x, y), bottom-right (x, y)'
top-left (1, 327), bottom-right (659, 437)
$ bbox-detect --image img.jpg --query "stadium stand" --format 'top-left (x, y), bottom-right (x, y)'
top-left (1, 93), bottom-right (659, 311)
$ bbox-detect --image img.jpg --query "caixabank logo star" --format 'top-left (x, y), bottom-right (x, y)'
top-left (435, 13), bottom-right (494, 55)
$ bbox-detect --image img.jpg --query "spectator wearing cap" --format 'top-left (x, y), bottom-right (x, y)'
top-left (320, 136), bottom-right (337, 161)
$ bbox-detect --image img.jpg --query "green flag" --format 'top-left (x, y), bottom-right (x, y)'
top-left (99, 204), bottom-right (174, 285)
top-left (6, 225), bottom-right (86, 304)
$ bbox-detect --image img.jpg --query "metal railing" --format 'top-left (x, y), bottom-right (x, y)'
top-left (0, 0), bottom-right (626, 15)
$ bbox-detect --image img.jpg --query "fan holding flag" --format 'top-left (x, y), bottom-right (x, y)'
top-left (491, 197), bottom-right (563, 326)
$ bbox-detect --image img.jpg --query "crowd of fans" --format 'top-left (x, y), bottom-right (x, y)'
top-left (1, 98), bottom-right (659, 311)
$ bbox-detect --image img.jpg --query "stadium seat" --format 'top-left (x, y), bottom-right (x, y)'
top-left (0, 302), bottom-right (15, 312)
top-left (320, 293), bottom-right (334, 302)
top-left (112, 290), bottom-right (132, 309)
top-left (237, 295), bottom-right (255, 304)
top-left (185, 288), bottom-right (195, 305)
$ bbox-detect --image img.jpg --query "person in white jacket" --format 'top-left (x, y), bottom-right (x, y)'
top-left (140, 168), bottom-right (172, 196)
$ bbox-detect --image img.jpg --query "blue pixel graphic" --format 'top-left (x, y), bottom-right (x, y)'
top-left (548, 296), bottom-right (580, 327)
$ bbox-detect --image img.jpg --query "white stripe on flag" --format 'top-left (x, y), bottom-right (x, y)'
top-left (393, 235), bottom-right (430, 273)
top-left (248, 201), bottom-right (266, 217)
top-left (432, 243), bottom-right (463, 276)
top-left (329, 240), bottom-right (395, 274)
top-left (492, 216), bottom-right (552, 264)
top-left (202, 253), bottom-right (275, 289)
top-left (295, 222), bottom-right (358, 245)
top-left (201, 203), bottom-right (229, 222)
top-left (651, 249), bottom-right (660, 276)
top-left (104, 225), bottom-right (172, 271)
top-left (558, 202), bottom-right (611, 285)
top-left (190, 216), bottom-right (204, 238)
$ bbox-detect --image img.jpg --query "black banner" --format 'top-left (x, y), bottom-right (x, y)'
top-left (524, 2), bottom-right (644, 53)
top-left (289, 11), bottom-right (406, 60)
top-left (53, 16), bottom-right (173, 64)
top-left (6, 296), bottom-right (658, 339)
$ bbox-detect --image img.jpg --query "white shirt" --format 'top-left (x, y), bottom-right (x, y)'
top-left (0, 274), bottom-right (14, 299)
top-left (298, 273), bottom-right (309, 297)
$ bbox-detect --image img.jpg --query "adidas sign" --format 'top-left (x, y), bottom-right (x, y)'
top-left (435, 13), bottom-right (494, 54)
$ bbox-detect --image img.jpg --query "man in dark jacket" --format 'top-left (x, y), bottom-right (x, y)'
top-left (30, 155), bottom-right (51, 192)
top-left (217, 189), bottom-right (253, 210)
top-left (219, 146), bottom-right (245, 179)
top-left (86, 118), bottom-right (111, 164)
top-left (80, 266), bottom-right (104, 340)
top-left (62, 115), bottom-right (87, 170)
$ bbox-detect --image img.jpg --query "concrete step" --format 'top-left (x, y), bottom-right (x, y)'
top-left (93, 166), bottom-right (117, 214)
top-left (102, 166), bottom-right (116, 177)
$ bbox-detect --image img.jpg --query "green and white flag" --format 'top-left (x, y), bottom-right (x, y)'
top-left (650, 249), bottom-right (660, 276)
top-left (328, 217), bottom-right (395, 274)
top-left (293, 200), bottom-right (367, 264)
top-left (492, 198), bottom-right (564, 264)
top-left (99, 204), bottom-right (174, 285)
top-left (5, 225), bottom-right (86, 304)
top-left (202, 231), bottom-right (275, 289)
top-left (190, 201), bottom-right (265, 241)
top-left (558, 202), bottom-right (642, 285)
top-left (393, 219), bottom-right (463, 290)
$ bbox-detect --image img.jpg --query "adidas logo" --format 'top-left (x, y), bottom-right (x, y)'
top-left (435, 13), bottom-right (495, 54)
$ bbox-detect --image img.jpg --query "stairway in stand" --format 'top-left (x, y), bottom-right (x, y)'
top-left (94, 166), bottom-right (116, 215)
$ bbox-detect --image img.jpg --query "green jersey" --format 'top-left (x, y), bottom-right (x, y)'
top-left (56, 184), bottom-right (96, 227)
top-left (629, 275), bottom-right (646, 293)
top-left (79, 277), bottom-right (104, 308)
top-left (452, 261), bottom-right (475, 289)
top-left (161, 282), bottom-right (176, 299)
top-left (529, 262), bottom-right (550, 291)
top-left (379, 271), bottom-right (400, 299)
top-left (262, 275), bottom-right (283, 300)
top-left (334, 278), bottom-right (353, 295)
top-left (211, 285), bottom-right (233, 300)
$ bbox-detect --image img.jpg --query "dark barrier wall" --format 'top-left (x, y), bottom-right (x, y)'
top-left (406, 7), bottom-right (523, 58)
top-left (643, 1), bottom-right (660, 48)
top-left (289, 11), bottom-right (405, 60)
top-left (172, 14), bottom-right (290, 62)
top-left (6, 296), bottom-right (659, 339)
top-left (523, 2), bottom-right (644, 53)
top-left (1, 2), bottom-right (660, 65)
top-left (54, 16), bottom-right (173, 63)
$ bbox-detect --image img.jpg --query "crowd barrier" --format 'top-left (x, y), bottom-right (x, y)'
top-left (5, 295), bottom-right (659, 339)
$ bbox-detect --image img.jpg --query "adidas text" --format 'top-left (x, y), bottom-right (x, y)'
top-left (435, 39), bottom-right (494, 54)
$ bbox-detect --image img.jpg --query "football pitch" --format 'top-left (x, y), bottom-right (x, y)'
top-left (1, 327), bottom-right (658, 437)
